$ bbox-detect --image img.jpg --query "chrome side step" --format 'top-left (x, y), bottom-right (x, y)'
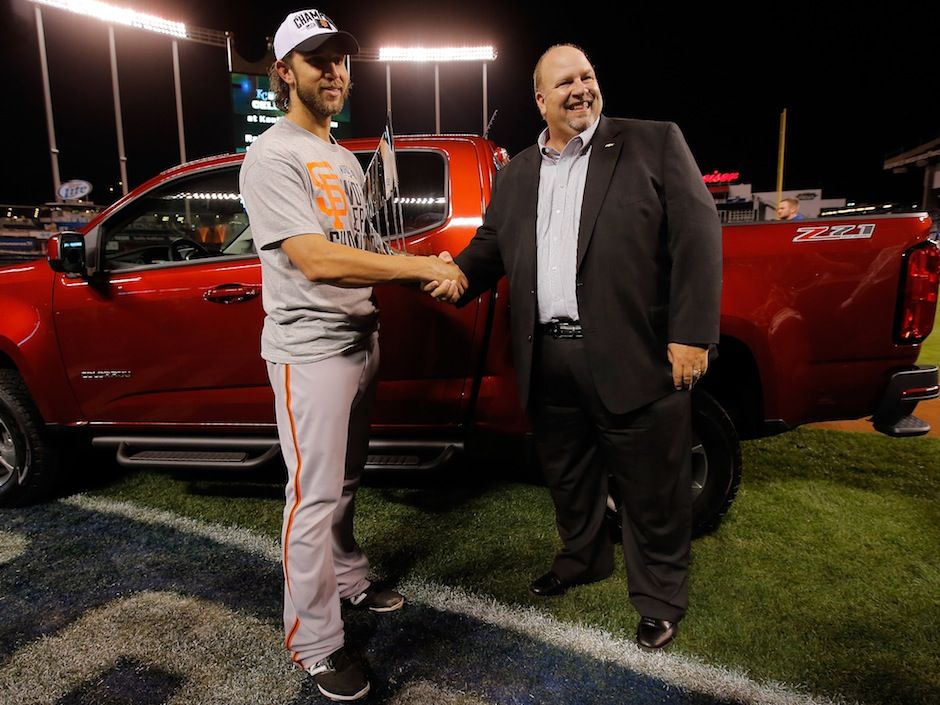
top-left (127, 450), bottom-right (248, 463)
top-left (365, 441), bottom-right (460, 472)
top-left (92, 436), bottom-right (279, 470)
top-left (92, 436), bottom-right (462, 472)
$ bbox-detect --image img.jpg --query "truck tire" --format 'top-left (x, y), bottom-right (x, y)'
top-left (604, 389), bottom-right (742, 540)
top-left (689, 390), bottom-right (742, 536)
top-left (0, 369), bottom-right (57, 506)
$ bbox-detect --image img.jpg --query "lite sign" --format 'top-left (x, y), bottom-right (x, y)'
top-left (58, 180), bottom-right (93, 201)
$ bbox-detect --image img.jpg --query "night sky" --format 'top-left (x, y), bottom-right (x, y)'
top-left (1, 0), bottom-right (935, 207)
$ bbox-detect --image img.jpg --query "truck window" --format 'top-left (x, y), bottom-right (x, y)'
top-left (353, 149), bottom-right (448, 238)
top-left (100, 167), bottom-right (252, 270)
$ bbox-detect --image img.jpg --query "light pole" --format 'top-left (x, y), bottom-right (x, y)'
top-left (107, 25), bottom-right (128, 196)
top-left (30, 0), bottom-right (225, 199)
top-left (34, 5), bottom-right (61, 198)
top-left (776, 108), bottom-right (787, 212)
top-left (374, 46), bottom-right (497, 135)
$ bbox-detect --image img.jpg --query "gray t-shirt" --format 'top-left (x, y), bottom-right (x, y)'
top-left (239, 118), bottom-right (379, 364)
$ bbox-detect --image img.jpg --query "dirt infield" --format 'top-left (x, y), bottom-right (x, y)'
top-left (808, 398), bottom-right (940, 438)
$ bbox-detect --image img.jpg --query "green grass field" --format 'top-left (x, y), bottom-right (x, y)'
top-left (916, 306), bottom-right (940, 367)
top-left (89, 427), bottom-right (940, 705)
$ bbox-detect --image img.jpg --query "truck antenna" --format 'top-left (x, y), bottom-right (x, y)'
top-left (483, 110), bottom-right (499, 139)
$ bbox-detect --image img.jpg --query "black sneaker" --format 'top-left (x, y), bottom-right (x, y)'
top-left (345, 582), bottom-right (405, 613)
top-left (306, 647), bottom-right (370, 701)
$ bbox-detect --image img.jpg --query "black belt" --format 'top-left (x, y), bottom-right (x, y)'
top-left (538, 320), bottom-right (583, 339)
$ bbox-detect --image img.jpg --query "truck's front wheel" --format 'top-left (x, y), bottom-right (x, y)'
top-left (0, 370), bottom-right (57, 506)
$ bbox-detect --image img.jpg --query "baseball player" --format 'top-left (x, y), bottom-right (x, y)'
top-left (239, 9), bottom-right (467, 701)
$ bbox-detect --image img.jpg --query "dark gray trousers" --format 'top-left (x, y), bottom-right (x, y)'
top-left (529, 333), bottom-right (692, 622)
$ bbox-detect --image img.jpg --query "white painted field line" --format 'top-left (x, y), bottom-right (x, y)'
top-left (397, 577), bottom-right (852, 705)
top-left (63, 494), bottom-right (282, 563)
top-left (63, 494), bottom-right (856, 705)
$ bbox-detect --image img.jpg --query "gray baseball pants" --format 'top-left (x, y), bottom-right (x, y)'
top-left (266, 331), bottom-right (379, 669)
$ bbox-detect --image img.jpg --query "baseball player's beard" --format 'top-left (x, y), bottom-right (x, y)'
top-left (296, 81), bottom-right (350, 120)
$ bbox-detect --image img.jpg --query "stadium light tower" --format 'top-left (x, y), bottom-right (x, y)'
top-left (30, 0), bottom-right (225, 198)
top-left (375, 46), bottom-right (497, 135)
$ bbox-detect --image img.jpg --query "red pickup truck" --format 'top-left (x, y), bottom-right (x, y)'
top-left (1, 135), bottom-right (937, 535)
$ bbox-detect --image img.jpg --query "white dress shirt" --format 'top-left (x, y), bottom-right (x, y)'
top-left (535, 116), bottom-right (600, 323)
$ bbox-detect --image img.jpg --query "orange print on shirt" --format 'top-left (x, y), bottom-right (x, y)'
top-left (306, 161), bottom-right (348, 230)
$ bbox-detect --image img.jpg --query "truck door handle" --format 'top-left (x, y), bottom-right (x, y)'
top-left (204, 283), bottom-right (261, 304)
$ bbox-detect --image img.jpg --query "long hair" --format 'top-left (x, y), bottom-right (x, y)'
top-left (268, 53), bottom-right (293, 113)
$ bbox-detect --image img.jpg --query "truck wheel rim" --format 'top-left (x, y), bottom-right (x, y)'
top-left (690, 440), bottom-right (708, 501)
top-left (0, 417), bottom-right (19, 486)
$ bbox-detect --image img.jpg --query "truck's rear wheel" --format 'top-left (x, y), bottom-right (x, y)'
top-left (689, 390), bottom-right (742, 536)
top-left (0, 370), bottom-right (57, 506)
top-left (605, 390), bottom-right (742, 540)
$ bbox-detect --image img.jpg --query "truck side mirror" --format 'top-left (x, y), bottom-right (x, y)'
top-left (48, 232), bottom-right (87, 275)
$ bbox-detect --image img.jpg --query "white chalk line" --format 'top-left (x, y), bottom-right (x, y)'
top-left (60, 494), bottom-right (856, 705)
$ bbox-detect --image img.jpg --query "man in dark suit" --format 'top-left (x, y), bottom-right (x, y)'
top-left (434, 44), bottom-right (722, 650)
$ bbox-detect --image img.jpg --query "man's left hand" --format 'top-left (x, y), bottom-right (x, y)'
top-left (667, 343), bottom-right (709, 391)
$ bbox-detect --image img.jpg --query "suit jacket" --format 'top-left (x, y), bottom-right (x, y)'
top-left (455, 115), bottom-right (722, 415)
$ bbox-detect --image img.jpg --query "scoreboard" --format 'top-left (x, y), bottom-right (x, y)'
top-left (230, 73), bottom-right (352, 152)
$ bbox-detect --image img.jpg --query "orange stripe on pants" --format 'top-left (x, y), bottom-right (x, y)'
top-left (282, 364), bottom-right (303, 596)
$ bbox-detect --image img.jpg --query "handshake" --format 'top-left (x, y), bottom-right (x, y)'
top-left (419, 250), bottom-right (467, 304)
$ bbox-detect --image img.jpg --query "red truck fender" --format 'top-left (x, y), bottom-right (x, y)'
top-left (0, 266), bottom-right (84, 426)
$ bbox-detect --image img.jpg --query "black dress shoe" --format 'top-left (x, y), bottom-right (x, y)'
top-left (529, 569), bottom-right (613, 596)
top-left (636, 616), bottom-right (677, 650)
top-left (529, 571), bottom-right (568, 596)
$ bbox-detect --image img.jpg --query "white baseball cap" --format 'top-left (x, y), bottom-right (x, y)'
top-left (273, 9), bottom-right (360, 60)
